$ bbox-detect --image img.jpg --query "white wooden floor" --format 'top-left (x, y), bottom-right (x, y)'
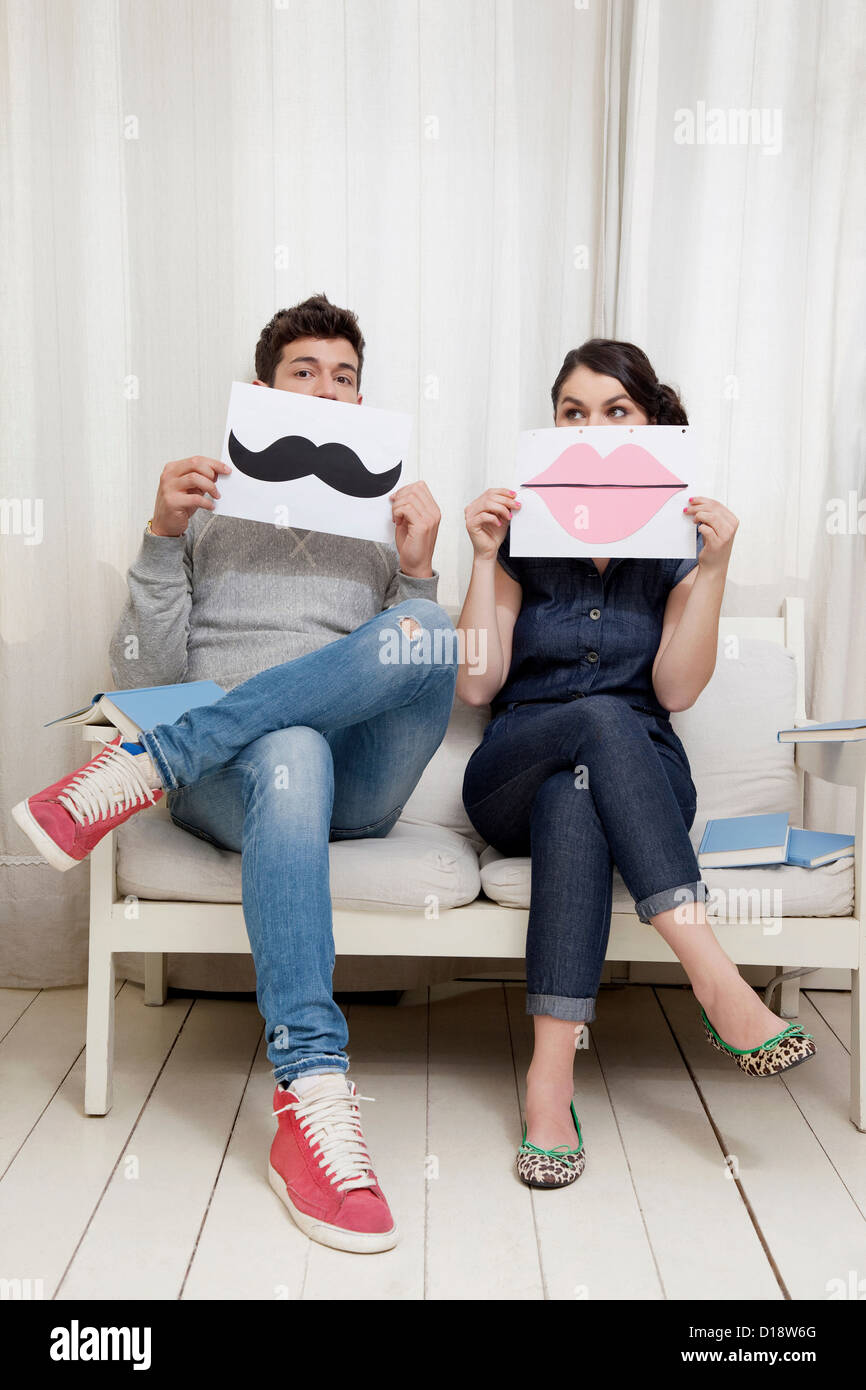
top-left (1, 980), bottom-right (865, 1301)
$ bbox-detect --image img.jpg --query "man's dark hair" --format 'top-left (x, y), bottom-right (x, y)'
top-left (255, 294), bottom-right (366, 389)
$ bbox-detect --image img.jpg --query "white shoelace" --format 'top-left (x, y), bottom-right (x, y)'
top-left (57, 737), bottom-right (160, 827)
top-left (273, 1086), bottom-right (377, 1193)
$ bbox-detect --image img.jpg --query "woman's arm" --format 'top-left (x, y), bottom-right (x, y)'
top-left (456, 489), bottom-right (523, 706)
top-left (652, 495), bottom-right (739, 713)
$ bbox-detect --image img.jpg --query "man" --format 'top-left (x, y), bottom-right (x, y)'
top-left (13, 294), bottom-right (458, 1254)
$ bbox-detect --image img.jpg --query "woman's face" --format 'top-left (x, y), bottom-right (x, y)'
top-left (554, 364), bottom-right (651, 427)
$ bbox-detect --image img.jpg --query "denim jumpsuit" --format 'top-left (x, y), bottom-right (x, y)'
top-left (462, 526), bottom-right (709, 1023)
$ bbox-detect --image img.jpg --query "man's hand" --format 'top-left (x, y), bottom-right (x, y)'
top-left (150, 456), bottom-right (233, 537)
top-left (389, 481), bottom-right (440, 577)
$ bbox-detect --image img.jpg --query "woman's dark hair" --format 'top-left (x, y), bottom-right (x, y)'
top-left (551, 339), bottom-right (688, 425)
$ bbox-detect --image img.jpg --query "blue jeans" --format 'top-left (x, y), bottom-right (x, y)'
top-left (462, 694), bottom-right (707, 1023)
top-left (137, 599), bottom-right (458, 1085)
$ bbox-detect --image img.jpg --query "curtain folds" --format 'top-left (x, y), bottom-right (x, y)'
top-left (1, 0), bottom-right (863, 985)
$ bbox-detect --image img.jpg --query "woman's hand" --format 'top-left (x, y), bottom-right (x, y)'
top-left (684, 496), bottom-right (738, 573)
top-left (464, 488), bottom-right (521, 560)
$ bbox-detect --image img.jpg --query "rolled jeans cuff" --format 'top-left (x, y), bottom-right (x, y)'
top-left (634, 878), bottom-right (708, 926)
top-left (139, 728), bottom-right (177, 791)
top-left (526, 993), bottom-right (596, 1024)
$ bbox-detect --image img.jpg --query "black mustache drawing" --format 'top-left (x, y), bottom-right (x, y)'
top-left (227, 431), bottom-right (403, 498)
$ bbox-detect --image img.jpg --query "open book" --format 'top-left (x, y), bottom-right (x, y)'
top-left (45, 681), bottom-right (226, 742)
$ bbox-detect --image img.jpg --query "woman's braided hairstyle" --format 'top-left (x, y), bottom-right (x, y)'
top-left (551, 339), bottom-right (688, 425)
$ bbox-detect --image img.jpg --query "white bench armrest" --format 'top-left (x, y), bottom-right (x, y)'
top-left (795, 739), bottom-right (866, 792)
top-left (82, 725), bottom-right (121, 743)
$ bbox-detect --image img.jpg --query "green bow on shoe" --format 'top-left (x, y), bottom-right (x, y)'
top-left (518, 1101), bottom-right (584, 1163)
top-left (700, 1007), bottom-right (815, 1057)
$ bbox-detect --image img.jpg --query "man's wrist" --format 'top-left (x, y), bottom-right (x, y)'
top-left (398, 565), bottom-right (435, 579)
top-left (147, 518), bottom-right (184, 538)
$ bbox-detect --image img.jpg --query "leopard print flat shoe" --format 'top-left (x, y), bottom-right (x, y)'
top-left (700, 1007), bottom-right (816, 1076)
top-left (516, 1101), bottom-right (586, 1189)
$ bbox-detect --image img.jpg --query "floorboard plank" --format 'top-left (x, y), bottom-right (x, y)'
top-left (661, 987), bottom-right (866, 1300)
top-left (185, 999), bottom-right (430, 1299)
top-left (0, 984), bottom-right (121, 1175)
top-left (593, 987), bottom-right (781, 1300)
top-left (6, 983), bottom-right (862, 1301)
top-left (0, 982), bottom-right (190, 1296)
top-left (425, 985), bottom-right (543, 1300)
top-left (301, 998), bottom-right (429, 1299)
top-left (805, 989), bottom-right (851, 1051)
top-left (505, 985), bottom-right (664, 1300)
top-left (56, 998), bottom-right (263, 1300)
top-left (182, 1034), bottom-right (310, 1300)
top-left (778, 997), bottom-right (866, 1219)
top-left (0, 988), bottom-right (40, 1042)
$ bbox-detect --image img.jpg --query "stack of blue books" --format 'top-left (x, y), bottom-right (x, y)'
top-left (698, 813), bottom-right (854, 870)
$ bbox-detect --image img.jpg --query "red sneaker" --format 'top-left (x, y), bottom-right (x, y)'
top-left (269, 1075), bottom-right (398, 1253)
top-left (11, 734), bottom-right (164, 872)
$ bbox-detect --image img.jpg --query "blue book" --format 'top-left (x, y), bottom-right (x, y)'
top-left (778, 719), bottom-right (866, 744)
top-left (785, 828), bottom-right (855, 868)
top-left (698, 812), bottom-right (790, 868)
top-left (45, 680), bottom-right (226, 742)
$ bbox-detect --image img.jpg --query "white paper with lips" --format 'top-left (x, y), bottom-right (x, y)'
top-left (509, 424), bottom-right (700, 559)
top-left (213, 382), bottom-right (414, 543)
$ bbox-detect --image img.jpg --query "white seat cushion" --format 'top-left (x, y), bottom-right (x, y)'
top-left (116, 801), bottom-right (480, 911)
top-left (115, 693), bottom-right (491, 910)
top-left (479, 849), bottom-right (854, 917)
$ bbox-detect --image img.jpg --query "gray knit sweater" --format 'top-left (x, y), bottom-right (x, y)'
top-left (108, 511), bottom-right (440, 692)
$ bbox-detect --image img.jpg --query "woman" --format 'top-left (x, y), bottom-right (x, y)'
top-left (457, 339), bottom-right (816, 1190)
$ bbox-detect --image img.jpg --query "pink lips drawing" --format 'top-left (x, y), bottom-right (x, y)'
top-left (523, 442), bottom-right (687, 543)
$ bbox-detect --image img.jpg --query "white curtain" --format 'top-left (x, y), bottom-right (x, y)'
top-left (608, 0), bottom-right (866, 842)
top-left (2, 0), bottom-right (863, 986)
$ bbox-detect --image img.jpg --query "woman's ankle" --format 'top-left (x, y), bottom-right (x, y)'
top-left (690, 964), bottom-right (745, 1013)
top-left (526, 1063), bottom-right (574, 1105)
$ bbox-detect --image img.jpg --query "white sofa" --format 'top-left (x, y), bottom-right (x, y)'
top-left (82, 597), bottom-right (866, 1128)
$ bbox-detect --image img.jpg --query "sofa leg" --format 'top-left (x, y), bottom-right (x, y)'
top-left (606, 960), bottom-right (631, 988)
top-left (84, 946), bottom-right (115, 1116)
top-left (144, 953), bottom-right (168, 1006)
top-left (778, 973), bottom-right (801, 1019)
top-left (850, 968), bottom-right (866, 1132)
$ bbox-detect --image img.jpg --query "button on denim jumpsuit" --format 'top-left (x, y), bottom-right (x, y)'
top-left (462, 525), bottom-right (709, 1023)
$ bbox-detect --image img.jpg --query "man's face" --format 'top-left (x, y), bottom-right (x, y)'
top-left (257, 336), bottom-right (361, 403)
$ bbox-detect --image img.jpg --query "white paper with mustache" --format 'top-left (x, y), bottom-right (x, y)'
top-left (214, 382), bottom-right (414, 543)
top-left (509, 424), bottom-right (701, 559)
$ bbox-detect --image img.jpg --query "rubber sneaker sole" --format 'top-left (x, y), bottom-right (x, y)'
top-left (267, 1163), bottom-right (399, 1253)
top-left (11, 800), bottom-right (81, 872)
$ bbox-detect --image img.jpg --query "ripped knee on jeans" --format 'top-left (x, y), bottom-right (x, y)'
top-left (398, 615), bottom-right (423, 640)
